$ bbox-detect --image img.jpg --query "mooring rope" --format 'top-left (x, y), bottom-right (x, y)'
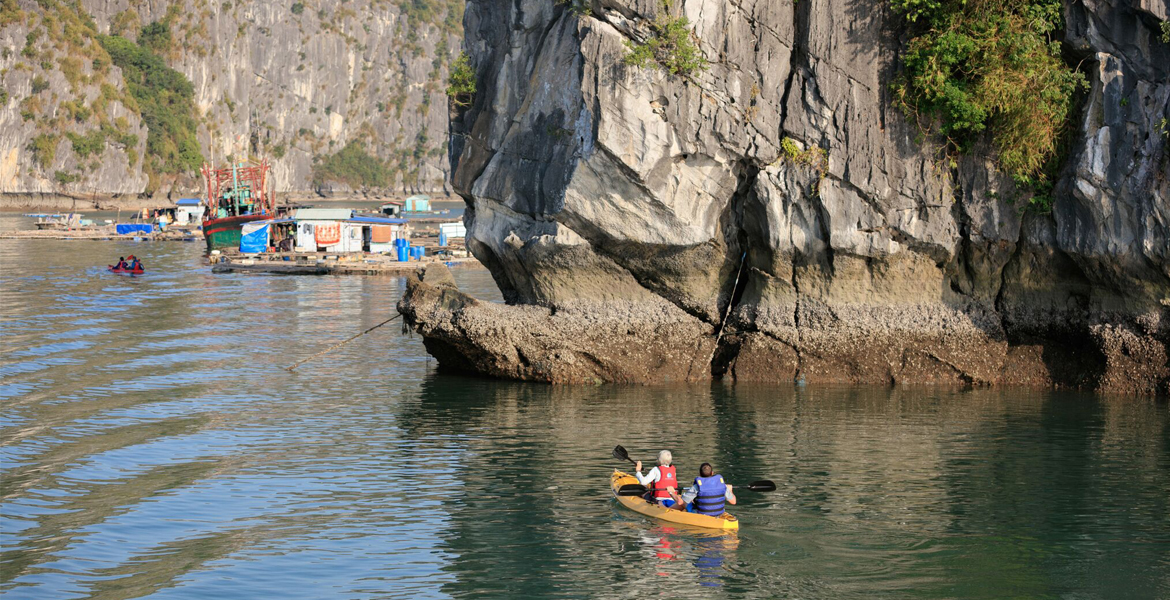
top-left (707, 251), bottom-right (748, 367)
top-left (285, 313), bottom-right (402, 372)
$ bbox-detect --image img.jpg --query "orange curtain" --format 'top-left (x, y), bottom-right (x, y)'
top-left (370, 225), bottom-right (394, 243)
top-left (315, 223), bottom-right (341, 245)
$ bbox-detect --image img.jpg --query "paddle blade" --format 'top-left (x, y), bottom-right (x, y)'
top-left (616, 483), bottom-right (647, 496)
top-left (745, 480), bottom-right (776, 492)
top-left (612, 445), bottom-right (631, 463)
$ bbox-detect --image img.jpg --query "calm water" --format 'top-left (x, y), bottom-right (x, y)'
top-left (2, 230), bottom-right (1169, 599)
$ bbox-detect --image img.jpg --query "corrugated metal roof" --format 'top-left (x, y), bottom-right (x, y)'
top-left (347, 216), bottom-right (408, 225)
top-left (294, 208), bottom-right (354, 220)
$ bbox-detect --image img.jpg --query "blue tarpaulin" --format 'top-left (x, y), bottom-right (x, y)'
top-left (116, 224), bottom-right (154, 235)
top-left (176, 198), bottom-right (202, 206)
top-left (239, 222), bottom-right (270, 253)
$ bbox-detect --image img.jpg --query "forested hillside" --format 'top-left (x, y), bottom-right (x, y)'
top-left (0, 0), bottom-right (462, 199)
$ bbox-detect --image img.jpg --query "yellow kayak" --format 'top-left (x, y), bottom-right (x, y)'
top-left (610, 470), bottom-right (739, 530)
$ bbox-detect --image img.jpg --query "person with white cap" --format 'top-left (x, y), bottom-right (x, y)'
top-left (634, 450), bottom-right (682, 509)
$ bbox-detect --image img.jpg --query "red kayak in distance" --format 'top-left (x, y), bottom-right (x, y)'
top-left (108, 265), bottom-right (145, 275)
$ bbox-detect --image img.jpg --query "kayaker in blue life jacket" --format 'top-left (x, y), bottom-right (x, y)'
top-left (681, 463), bottom-right (737, 516)
top-left (634, 450), bottom-right (683, 509)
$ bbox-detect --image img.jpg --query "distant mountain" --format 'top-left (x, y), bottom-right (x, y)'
top-left (0, 0), bottom-right (462, 199)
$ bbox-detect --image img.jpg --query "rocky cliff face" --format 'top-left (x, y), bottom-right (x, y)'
top-left (0, 0), bottom-right (460, 199)
top-left (399, 0), bottom-right (1170, 395)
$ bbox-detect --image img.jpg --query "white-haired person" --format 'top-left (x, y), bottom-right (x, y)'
top-left (634, 450), bottom-right (682, 509)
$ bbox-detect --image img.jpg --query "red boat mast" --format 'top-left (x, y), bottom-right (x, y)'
top-left (201, 159), bottom-right (275, 217)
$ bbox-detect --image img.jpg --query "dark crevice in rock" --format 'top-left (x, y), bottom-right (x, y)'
top-left (992, 218), bottom-right (1027, 318)
top-left (710, 334), bottom-right (743, 379)
top-left (711, 160), bottom-right (761, 378)
top-left (947, 178), bottom-right (972, 297)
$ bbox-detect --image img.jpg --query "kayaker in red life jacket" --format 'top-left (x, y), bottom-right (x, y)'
top-left (680, 463), bottom-right (737, 516)
top-left (634, 450), bottom-right (683, 509)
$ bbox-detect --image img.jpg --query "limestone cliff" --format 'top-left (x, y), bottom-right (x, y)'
top-left (400, 0), bottom-right (1170, 395)
top-left (0, 0), bottom-right (461, 200)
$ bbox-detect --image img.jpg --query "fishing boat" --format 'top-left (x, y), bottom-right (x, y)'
top-left (610, 470), bottom-right (739, 530)
top-left (201, 159), bottom-right (277, 252)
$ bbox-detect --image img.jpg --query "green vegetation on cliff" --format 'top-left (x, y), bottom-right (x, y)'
top-left (446, 52), bottom-right (476, 107)
top-left (623, 8), bottom-right (707, 77)
top-left (555, 0), bottom-right (591, 17)
top-left (892, 0), bottom-right (1086, 208)
top-left (311, 141), bottom-right (391, 188)
top-left (98, 29), bottom-right (203, 180)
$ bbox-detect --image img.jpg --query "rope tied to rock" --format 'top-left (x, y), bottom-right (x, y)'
top-left (285, 314), bottom-right (402, 372)
top-left (707, 251), bottom-right (748, 367)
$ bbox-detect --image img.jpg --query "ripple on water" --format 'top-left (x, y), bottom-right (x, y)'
top-left (1, 237), bottom-right (1168, 599)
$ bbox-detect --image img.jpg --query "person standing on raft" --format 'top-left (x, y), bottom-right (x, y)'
top-left (634, 450), bottom-right (683, 509)
top-left (680, 463), bottom-right (737, 515)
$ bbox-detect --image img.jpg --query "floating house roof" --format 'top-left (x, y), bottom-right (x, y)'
top-left (294, 208), bottom-right (354, 220)
top-left (347, 216), bottom-right (408, 225)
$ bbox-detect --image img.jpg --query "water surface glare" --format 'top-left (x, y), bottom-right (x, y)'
top-left (2, 234), bottom-right (1168, 599)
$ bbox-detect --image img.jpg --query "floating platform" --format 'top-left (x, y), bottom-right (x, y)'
top-left (0, 227), bottom-right (201, 242)
top-left (209, 250), bottom-right (481, 275)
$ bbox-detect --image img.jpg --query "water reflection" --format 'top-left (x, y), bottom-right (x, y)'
top-left (1, 232), bottom-right (1169, 599)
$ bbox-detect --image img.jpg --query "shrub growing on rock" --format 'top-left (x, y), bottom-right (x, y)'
top-left (54, 170), bottom-right (79, 184)
top-left (28, 133), bottom-right (57, 169)
top-left (623, 13), bottom-right (707, 77)
top-left (446, 52), bottom-right (476, 107)
top-left (891, 0), bottom-right (1086, 209)
top-left (312, 141), bottom-right (391, 188)
top-left (555, 0), bottom-right (590, 17)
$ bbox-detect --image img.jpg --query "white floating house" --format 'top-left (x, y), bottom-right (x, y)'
top-left (174, 198), bottom-right (206, 225)
top-left (238, 208), bottom-right (408, 254)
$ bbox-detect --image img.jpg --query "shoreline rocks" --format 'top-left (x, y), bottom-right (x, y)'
top-left (401, 264), bottom-right (1168, 395)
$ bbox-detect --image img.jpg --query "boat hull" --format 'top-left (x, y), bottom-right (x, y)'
top-left (610, 470), bottom-right (739, 530)
top-left (203, 214), bottom-right (269, 251)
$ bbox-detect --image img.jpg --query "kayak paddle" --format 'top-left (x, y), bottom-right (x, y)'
top-left (617, 480), bottom-right (775, 495)
top-left (612, 445), bottom-right (636, 465)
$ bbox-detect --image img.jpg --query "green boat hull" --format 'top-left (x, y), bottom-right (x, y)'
top-left (203, 214), bottom-right (268, 252)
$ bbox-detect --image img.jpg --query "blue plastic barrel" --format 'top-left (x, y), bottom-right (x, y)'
top-left (417, 246), bottom-right (425, 259)
top-left (397, 247), bottom-right (408, 262)
top-left (439, 233), bottom-right (447, 247)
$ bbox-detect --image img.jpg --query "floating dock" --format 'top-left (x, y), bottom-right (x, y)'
top-left (0, 227), bottom-right (201, 242)
top-left (209, 250), bottom-right (481, 275)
